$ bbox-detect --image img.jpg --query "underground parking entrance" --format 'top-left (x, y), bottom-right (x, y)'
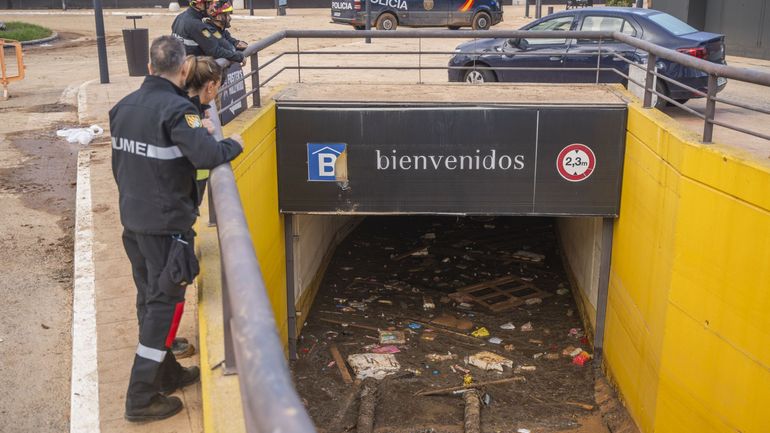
top-left (268, 83), bottom-right (633, 432)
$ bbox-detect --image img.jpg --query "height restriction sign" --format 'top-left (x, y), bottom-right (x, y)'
top-left (557, 143), bottom-right (596, 182)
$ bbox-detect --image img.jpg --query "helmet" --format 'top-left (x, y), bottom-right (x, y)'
top-left (190, 0), bottom-right (211, 11)
top-left (208, 0), bottom-right (233, 17)
top-left (209, 1), bottom-right (234, 28)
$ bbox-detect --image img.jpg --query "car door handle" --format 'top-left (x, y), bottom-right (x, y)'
top-left (549, 56), bottom-right (561, 61)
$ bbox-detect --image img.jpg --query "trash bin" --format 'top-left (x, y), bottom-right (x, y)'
top-left (122, 16), bottom-right (149, 77)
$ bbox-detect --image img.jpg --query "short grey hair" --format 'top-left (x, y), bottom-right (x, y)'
top-left (150, 35), bottom-right (186, 76)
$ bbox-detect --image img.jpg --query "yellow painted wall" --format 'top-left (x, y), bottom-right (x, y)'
top-left (224, 102), bottom-right (289, 347)
top-left (606, 102), bottom-right (770, 433)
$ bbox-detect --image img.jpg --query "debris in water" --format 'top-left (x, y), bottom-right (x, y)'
top-left (379, 330), bottom-right (406, 345)
top-left (466, 351), bottom-right (513, 372)
top-left (471, 327), bottom-right (490, 338)
top-left (347, 353), bottom-right (401, 380)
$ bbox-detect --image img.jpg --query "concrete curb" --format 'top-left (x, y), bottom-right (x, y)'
top-left (20, 31), bottom-right (59, 46)
top-left (70, 149), bottom-right (101, 433)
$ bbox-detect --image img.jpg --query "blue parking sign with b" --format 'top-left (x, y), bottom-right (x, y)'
top-left (307, 143), bottom-right (346, 181)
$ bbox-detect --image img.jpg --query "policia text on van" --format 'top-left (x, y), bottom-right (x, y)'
top-left (331, 0), bottom-right (503, 31)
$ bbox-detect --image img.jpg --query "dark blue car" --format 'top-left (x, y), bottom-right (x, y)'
top-left (332, 0), bottom-right (503, 31)
top-left (448, 7), bottom-right (726, 106)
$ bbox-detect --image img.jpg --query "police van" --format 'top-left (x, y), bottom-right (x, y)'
top-left (331, 0), bottom-right (503, 31)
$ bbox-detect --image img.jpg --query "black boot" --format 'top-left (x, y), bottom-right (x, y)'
top-left (161, 365), bottom-right (200, 395)
top-left (125, 394), bottom-right (183, 422)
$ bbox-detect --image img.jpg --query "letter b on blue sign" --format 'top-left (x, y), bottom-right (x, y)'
top-left (308, 143), bottom-right (346, 182)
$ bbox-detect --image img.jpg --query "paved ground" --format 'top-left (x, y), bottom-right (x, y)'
top-left (0, 5), bottom-right (769, 433)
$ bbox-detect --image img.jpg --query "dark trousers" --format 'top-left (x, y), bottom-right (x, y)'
top-left (122, 229), bottom-right (192, 409)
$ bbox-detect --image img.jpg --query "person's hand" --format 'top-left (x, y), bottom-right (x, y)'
top-left (202, 118), bottom-right (215, 135)
top-left (236, 40), bottom-right (248, 50)
top-left (231, 134), bottom-right (244, 150)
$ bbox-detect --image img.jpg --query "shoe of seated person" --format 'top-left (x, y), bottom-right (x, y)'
top-left (125, 394), bottom-right (183, 422)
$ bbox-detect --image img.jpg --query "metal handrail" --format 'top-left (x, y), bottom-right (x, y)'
top-left (208, 57), bottom-right (317, 433)
top-left (206, 29), bottom-right (770, 433)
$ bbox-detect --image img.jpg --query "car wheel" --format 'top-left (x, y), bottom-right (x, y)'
top-left (673, 98), bottom-right (690, 106)
top-left (472, 12), bottom-right (491, 30)
top-left (376, 13), bottom-right (397, 31)
top-left (448, 26), bottom-right (461, 30)
top-left (464, 68), bottom-right (496, 84)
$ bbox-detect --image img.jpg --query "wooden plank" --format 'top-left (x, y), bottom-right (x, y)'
top-left (329, 344), bottom-right (354, 384)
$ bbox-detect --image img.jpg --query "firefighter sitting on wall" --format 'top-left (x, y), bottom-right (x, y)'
top-left (171, 0), bottom-right (244, 63)
top-left (204, 1), bottom-right (248, 52)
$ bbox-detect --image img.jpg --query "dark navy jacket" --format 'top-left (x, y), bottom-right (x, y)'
top-left (110, 75), bottom-right (242, 235)
top-left (171, 7), bottom-right (244, 62)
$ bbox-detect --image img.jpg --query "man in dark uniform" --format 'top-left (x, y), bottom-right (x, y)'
top-left (110, 35), bottom-right (243, 422)
top-left (171, 0), bottom-right (244, 63)
top-left (204, 1), bottom-right (248, 51)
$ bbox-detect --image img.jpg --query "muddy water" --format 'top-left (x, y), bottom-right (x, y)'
top-left (292, 216), bottom-right (609, 433)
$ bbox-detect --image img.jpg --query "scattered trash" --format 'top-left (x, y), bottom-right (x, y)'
top-left (432, 370), bottom-right (440, 375)
top-left (404, 368), bottom-right (423, 376)
top-left (466, 351), bottom-right (513, 372)
top-left (568, 347), bottom-right (583, 357)
top-left (567, 309), bottom-right (574, 317)
top-left (341, 266), bottom-right (354, 271)
top-left (517, 429), bottom-right (531, 433)
top-left (503, 344), bottom-right (515, 352)
top-left (488, 337), bottom-right (503, 344)
top-left (379, 330), bottom-right (406, 345)
top-left (407, 322), bottom-right (422, 330)
top-left (458, 302), bottom-right (474, 309)
top-left (56, 125), bottom-right (103, 145)
top-left (327, 361), bottom-right (336, 368)
top-left (572, 351), bottom-right (592, 367)
top-left (378, 300), bottom-right (393, 305)
top-left (524, 297), bottom-right (542, 305)
top-left (562, 345), bottom-right (577, 356)
top-left (500, 322), bottom-right (516, 330)
top-left (426, 352), bottom-right (457, 362)
top-left (422, 296), bottom-right (435, 310)
top-left (431, 313), bottom-right (473, 331)
top-left (421, 334), bottom-right (436, 342)
top-left (557, 288), bottom-right (570, 295)
top-left (347, 353), bottom-right (401, 380)
top-left (569, 328), bottom-right (582, 337)
top-left (422, 233), bottom-right (436, 240)
top-left (453, 364), bottom-right (470, 374)
top-left (471, 327), bottom-right (490, 338)
top-left (516, 365), bottom-right (537, 373)
top-left (545, 353), bottom-right (561, 360)
top-left (463, 374), bottom-right (473, 386)
top-left (371, 345), bottom-right (401, 354)
top-left (512, 250), bottom-right (545, 263)
top-left (528, 339), bottom-right (543, 345)
top-left (532, 352), bottom-right (545, 359)
top-left (520, 322), bottom-right (534, 332)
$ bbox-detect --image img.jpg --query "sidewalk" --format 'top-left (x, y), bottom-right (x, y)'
top-left (75, 77), bottom-right (203, 433)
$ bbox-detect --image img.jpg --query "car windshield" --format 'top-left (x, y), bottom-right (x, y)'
top-left (648, 12), bottom-right (698, 36)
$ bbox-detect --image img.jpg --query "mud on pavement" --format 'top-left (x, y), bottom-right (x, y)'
top-left (0, 120), bottom-right (79, 431)
top-left (293, 216), bottom-right (636, 433)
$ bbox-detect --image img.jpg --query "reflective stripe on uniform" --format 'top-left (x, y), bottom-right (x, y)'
top-left (182, 38), bottom-right (199, 47)
top-left (136, 343), bottom-right (166, 363)
top-left (112, 137), bottom-right (184, 160)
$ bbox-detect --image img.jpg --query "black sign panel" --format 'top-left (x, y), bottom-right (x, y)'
top-left (219, 63), bottom-right (247, 126)
top-left (276, 104), bottom-right (626, 216)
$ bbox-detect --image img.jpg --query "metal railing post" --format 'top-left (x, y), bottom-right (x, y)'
top-left (595, 37), bottom-right (602, 84)
top-left (703, 74), bottom-right (718, 143)
top-left (643, 53), bottom-right (657, 108)
top-left (525, 0), bottom-right (530, 18)
top-left (365, 0), bottom-right (372, 44)
top-left (296, 38), bottom-right (302, 83)
top-left (250, 53), bottom-right (261, 108)
top-left (536, 0), bottom-right (542, 18)
top-left (418, 37), bottom-right (422, 84)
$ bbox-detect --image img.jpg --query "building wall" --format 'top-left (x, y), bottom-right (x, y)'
top-left (653, 0), bottom-right (770, 60)
top-left (605, 101), bottom-right (770, 433)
